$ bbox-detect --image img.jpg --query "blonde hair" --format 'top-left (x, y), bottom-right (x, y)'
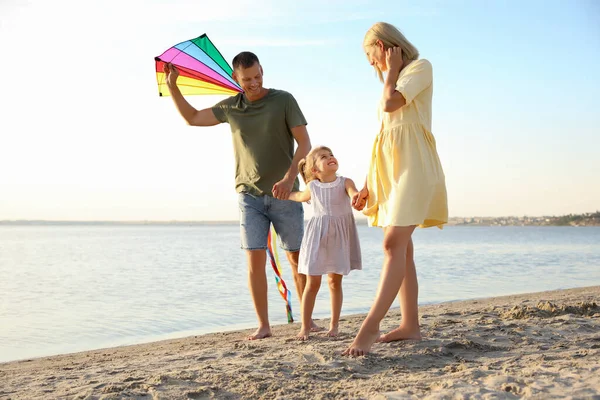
top-left (363, 22), bottom-right (419, 82)
top-left (298, 146), bottom-right (333, 184)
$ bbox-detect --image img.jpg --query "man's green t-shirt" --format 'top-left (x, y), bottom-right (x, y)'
top-left (212, 89), bottom-right (307, 196)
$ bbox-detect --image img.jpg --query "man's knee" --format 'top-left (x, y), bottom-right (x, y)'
top-left (246, 250), bottom-right (266, 272)
top-left (286, 250), bottom-right (300, 268)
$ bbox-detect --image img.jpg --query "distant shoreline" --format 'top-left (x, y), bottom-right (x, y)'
top-left (1, 211), bottom-right (598, 227)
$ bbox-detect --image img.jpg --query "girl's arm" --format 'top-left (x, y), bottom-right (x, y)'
top-left (349, 177), bottom-right (368, 211)
top-left (287, 187), bottom-right (311, 203)
top-left (344, 178), bottom-right (359, 198)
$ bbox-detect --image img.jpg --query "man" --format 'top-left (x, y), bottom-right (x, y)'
top-left (163, 51), bottom-right (312, 339)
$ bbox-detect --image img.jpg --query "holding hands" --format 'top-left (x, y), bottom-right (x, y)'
top-left (272, 176), bottom-right (295, 200)
top-left (351, 187), bottom-right (368, 211)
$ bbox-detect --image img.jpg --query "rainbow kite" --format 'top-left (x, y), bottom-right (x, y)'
top-left (154, 34), bottom-right (242, 97)
top-left (267, 227), bottom-right (294, 323)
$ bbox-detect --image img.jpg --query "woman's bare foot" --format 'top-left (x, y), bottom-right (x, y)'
top-left (247, 326), bottom-right (272, 340)
top-left (310, 320), bottom-right (323, 332)
top-left (377, 325), bottom-right (422, 343)
top-left (326, 324), bottom-right (339, 337)
top-left (297, 328), bottom-right (311, 341)
top-left (342, 325), bottom-right (380, 356)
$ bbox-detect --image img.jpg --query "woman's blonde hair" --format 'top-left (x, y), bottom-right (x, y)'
top-left (298, 146), bottom-right (333, 184)
top-left (363, 22), bottom-right (419, 82)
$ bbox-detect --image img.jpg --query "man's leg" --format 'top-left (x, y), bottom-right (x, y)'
top-left (246, 249), bottom-right (271, 340)
top-left (284, 250), bottom-right (306, 309)
top-left (238, 193), bottom-right (271, 340)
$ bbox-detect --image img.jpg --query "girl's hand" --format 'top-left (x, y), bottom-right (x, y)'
top-left (385, 47), bottom-right (403, 72)
top-left (352, 187), bottom-right (368, 211)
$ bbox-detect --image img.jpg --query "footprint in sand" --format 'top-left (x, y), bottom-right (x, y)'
top-left (300, 352), bottom-right (328, 364)
top-left (444, 339), bottom-right (508, 352)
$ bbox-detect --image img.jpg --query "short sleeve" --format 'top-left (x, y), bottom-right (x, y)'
top-left (285, 92), bottom-right (308, 128)
top-left (211, 96), bottom-right (234, 123)
top-left (395, 59), bottom-right (432, 105)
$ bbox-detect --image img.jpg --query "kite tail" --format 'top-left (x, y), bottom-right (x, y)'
top-left (267, 227), bottom-right (294, 323)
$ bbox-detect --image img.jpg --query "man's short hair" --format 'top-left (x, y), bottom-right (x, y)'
top-left (232, 52), bottom-right (260, 70)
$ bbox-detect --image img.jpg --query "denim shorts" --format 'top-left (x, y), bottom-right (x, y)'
top-left (238, 192), bottom-right (304, 252)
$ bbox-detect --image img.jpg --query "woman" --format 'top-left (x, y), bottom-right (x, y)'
top-left (344, 22), bottom-right (448, 356)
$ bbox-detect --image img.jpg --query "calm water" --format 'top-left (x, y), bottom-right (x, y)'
top-left (1, 224), bottom-right (599, 363)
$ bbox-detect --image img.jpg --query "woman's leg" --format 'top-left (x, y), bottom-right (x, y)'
top-left (297, 275), bottom-right (322, 340)
top-left (378, 237), bottom-right (422, 342)
top-left (327, 274), bottom-right (343, 337)
top-left (343, 225), bottom-right (415, 356)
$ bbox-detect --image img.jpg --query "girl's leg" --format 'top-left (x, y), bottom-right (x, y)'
top-left (327, 274), bottom-right (343, 337)
top-left (379, 237), bottom-right (422, 342)
top-left (343, 225), bottom-right (415, 356)
top-left (297, 275), bottom-right (322, 340)
top-left (285, 252), bottom-right (321, 332)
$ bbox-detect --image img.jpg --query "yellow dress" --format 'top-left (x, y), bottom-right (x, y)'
top-left (363, 58), bottom-right (448, 228)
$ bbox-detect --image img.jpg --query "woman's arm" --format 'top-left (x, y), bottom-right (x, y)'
top-left (383, 51), bottom-right (432, 113)
top-left (382, 48), bottom-right (406, 113)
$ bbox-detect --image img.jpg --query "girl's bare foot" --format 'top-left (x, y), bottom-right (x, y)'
top-left (342, 325), bottom-right (380, 356)
top-left (297, 328), bottom-right (311, 341)
top-left (310, 320), bottom-right (323, 332)
top-left (326, 325), bottom-right (339, 337)
top-left (248, 326), bottom-right (272, 340)
top-left (377, 325), bottom-right (422, 343)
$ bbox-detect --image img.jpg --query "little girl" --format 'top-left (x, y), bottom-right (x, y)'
top-left (287, 146), bottom-right (363, 340)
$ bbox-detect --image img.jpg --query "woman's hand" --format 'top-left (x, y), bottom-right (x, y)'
top-left (385, 47), bottom-right (404, 73)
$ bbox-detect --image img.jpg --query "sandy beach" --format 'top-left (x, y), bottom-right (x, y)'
top-left (1, 286), bottom-right (598, 399)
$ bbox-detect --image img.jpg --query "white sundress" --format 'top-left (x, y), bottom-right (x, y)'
top-left (298, 176), bottom-right (362, 276)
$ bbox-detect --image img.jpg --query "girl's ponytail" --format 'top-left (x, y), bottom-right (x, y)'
top-left (298, 158), bottom-right (309, 184)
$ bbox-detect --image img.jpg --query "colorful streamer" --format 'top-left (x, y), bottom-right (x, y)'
top-left (267, 227), bottom-right (294, 323)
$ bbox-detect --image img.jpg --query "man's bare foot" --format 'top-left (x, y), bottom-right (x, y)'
top-left (377, 325), bottom-right (422, 343)
top-left (247, 326), bottom-right (272, 340)
top-left (326, 325), bottom-right (339, 337)
top-left (297, 328), bottom-right (310, 341)
top-left (342, 325), bottom-right (380, 356)
top-left (310, 320), bottom-right (323, 332)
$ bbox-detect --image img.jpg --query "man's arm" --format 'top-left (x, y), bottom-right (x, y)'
top-left (286, 125), bottom-right (312, 183)
top-left (164, 63), bottom-right (221, 126)
top-left (272, 124), bottom-right (312, 199)
top-left (167, 84), bottom-right (221, 126)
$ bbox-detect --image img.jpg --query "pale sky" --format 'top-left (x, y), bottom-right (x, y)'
top-left (1, 0), bottom-right (599, 221)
